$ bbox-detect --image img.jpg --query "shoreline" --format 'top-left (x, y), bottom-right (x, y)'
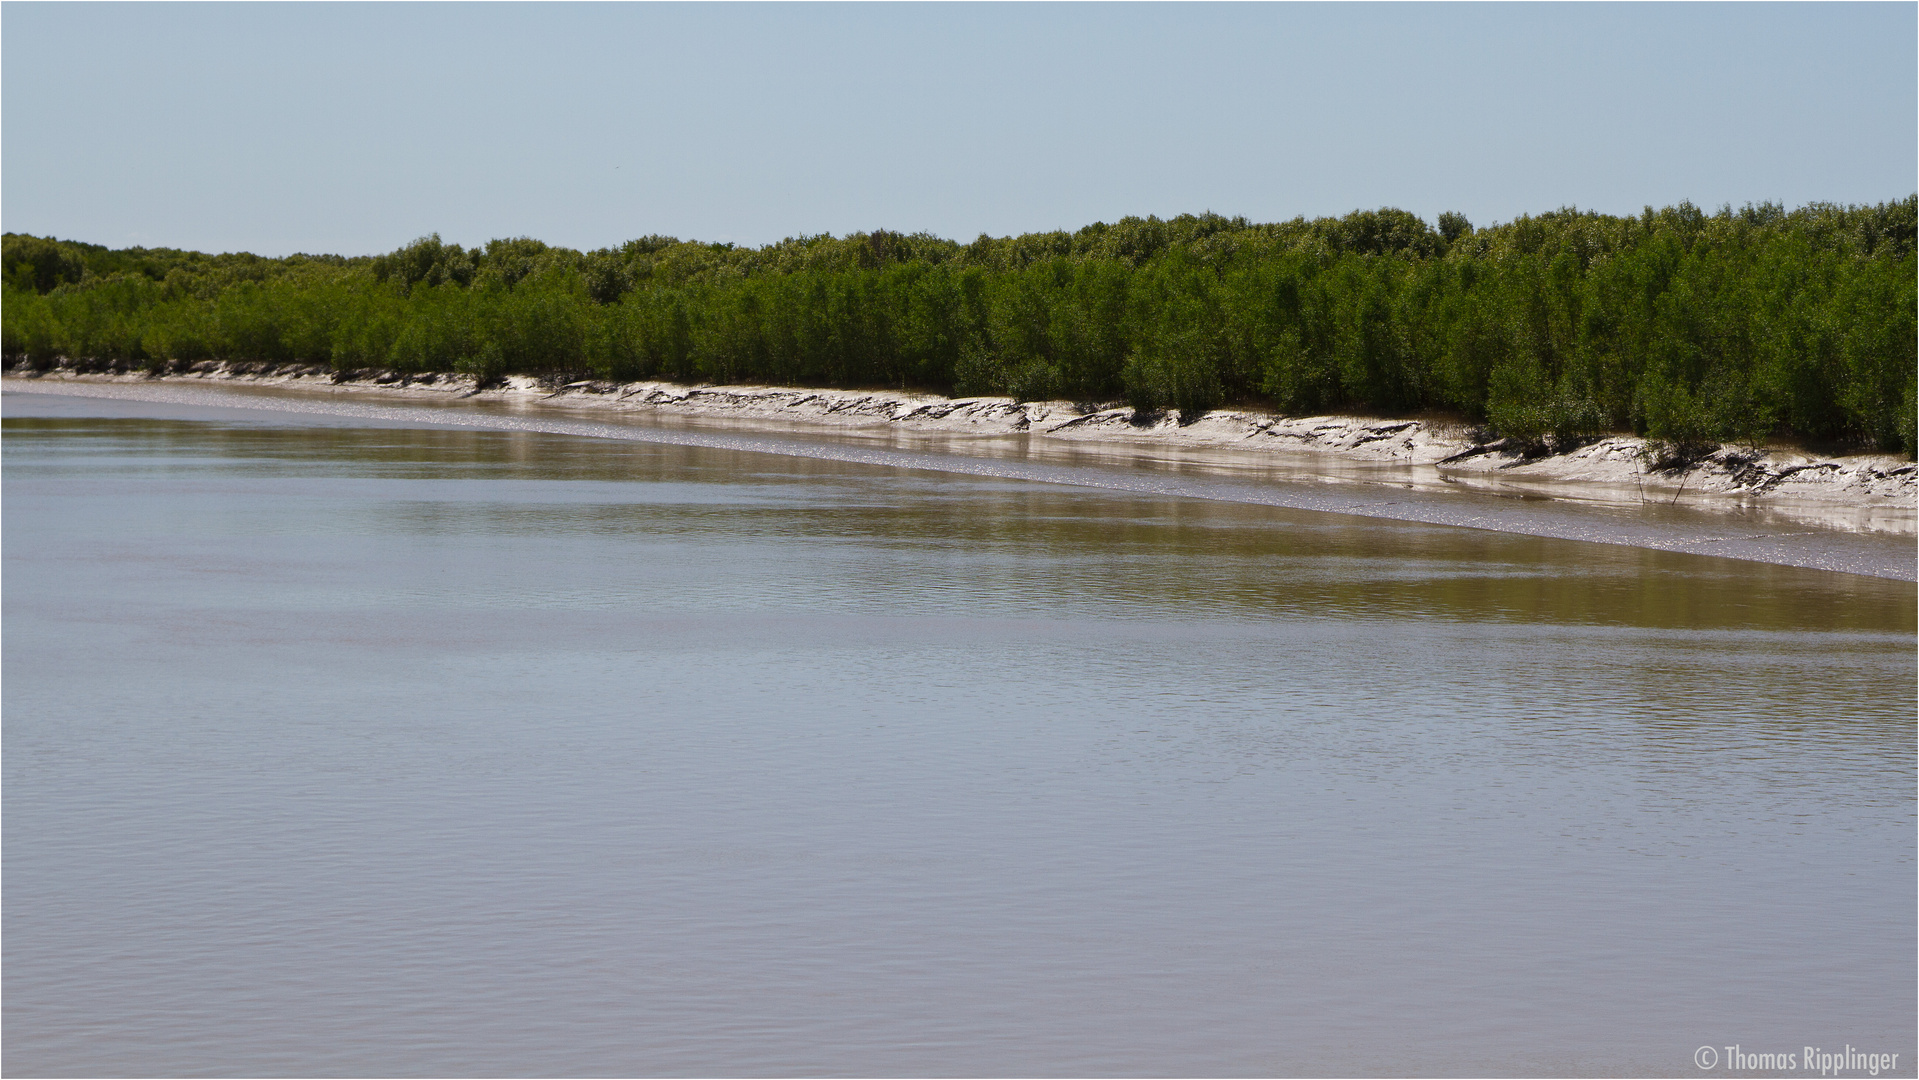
top-left (9, 361), bottom-right (1914, 531)
top-left (5, 364), bottom-right (1916, 581)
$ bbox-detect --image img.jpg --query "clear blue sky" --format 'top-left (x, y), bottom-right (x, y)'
top-left (3, 2), bottom-right (1913, 256)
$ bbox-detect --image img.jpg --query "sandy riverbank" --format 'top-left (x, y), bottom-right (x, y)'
top-left (6, 360), bottom-right (1915, 536)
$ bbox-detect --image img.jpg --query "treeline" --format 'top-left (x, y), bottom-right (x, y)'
top-left (5, 198), bottom-right (1915, 454)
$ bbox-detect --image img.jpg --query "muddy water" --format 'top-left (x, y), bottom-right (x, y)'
top-left (8, 377), bottom-right (1913, 579)
top-left (4, 393), bottom-right (1914, 1077)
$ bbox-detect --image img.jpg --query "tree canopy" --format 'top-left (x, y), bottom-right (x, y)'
top-left (6, 197), bottom-right (1914, 455)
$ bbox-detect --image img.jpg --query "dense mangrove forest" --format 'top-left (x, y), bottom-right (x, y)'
top-left (4, 197), bottom-right (1914, 455)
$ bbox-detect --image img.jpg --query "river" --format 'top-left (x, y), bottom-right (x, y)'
top-left (4, 389), bottom-right (1913, 1077)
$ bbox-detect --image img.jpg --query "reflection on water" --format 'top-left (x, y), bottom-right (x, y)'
top-left (8, 379), bottom-right (1913, 579)
top-left (4, 405), bottom-right (1914, 1077)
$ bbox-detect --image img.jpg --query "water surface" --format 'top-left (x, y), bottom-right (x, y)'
top-left (9, 377), bottom-right (1911, 579)
top-left (4, 394), bottom-right (1914, 1077)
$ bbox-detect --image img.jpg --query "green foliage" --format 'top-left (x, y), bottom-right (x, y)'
top-left (0, 287), bottom-right (61, 365)
top-left (6, 195), bottom-right (1915, 456)
top-left (3, 235), bottom-right (90, 292)
top-left (372, 234), bottom-right (477, 293)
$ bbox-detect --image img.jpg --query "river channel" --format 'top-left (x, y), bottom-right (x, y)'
top-left (4, 390), bottom-right (1913, 1077)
